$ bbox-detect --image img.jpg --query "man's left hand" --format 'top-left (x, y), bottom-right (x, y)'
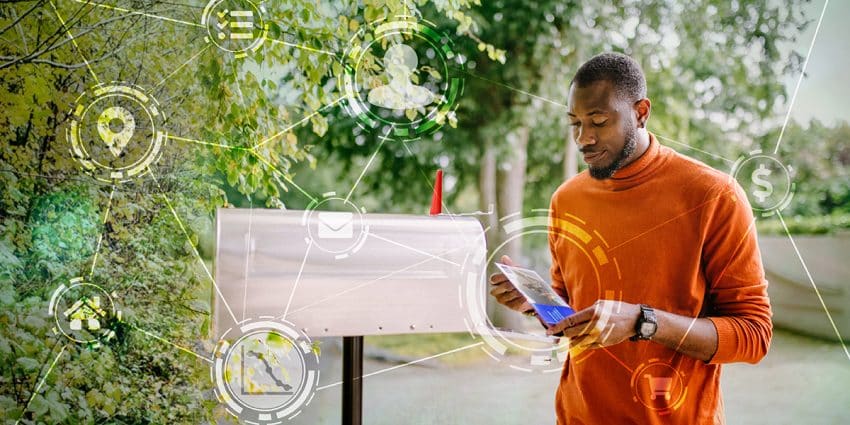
top-left (546, 300), bottom-right (641, 349)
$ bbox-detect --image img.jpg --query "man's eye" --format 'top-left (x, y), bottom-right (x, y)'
top-left (570, 122), bottom-right (580, 127)
top-left (592, 120), bottom-right (607, 127)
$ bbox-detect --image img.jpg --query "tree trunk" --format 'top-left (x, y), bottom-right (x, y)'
top-left (564, 134), bottom-right (578, 180)
top-left (478, 139), bottom-right (502, 325)
top-left (491, 125), bottom-right (529, 330)
top-left (479, 140), bottom-right (498, 245)
top-left (497, 126), bottom-right (528, 259)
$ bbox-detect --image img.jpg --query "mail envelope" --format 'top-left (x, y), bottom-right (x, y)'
top-left (317, 212), bottom-right (354, 239)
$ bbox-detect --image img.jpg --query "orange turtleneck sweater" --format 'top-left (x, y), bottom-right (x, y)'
top-left (548, 132), bottom-right (772, 424)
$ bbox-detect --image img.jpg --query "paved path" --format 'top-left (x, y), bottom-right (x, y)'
top-left (292, 330), bottom-right (850, 424)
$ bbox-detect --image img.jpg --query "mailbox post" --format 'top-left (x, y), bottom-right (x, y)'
top-left (214, 208), bottom-right (488, 424)
top-left (342, 336), bottom-right (363, 425)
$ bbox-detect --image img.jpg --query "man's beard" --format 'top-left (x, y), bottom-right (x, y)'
top-left (588, 128), bottom-right (637, 180)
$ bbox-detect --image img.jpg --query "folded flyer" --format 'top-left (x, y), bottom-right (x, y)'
top-left (495, 263), bottom-right (575, 327)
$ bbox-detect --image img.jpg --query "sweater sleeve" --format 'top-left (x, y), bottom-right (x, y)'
top-left (702, 179), bottom-right (773, 364)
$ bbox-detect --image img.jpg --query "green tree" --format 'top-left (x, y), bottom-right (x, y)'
top-left (755, 119), bottom-right (850, 235)
top-left (287, 0), bottom-right (811, 326)
top-left (293, 0), bottom-right (811, 238)
top-left (0, 0), bottom-right (498, 422)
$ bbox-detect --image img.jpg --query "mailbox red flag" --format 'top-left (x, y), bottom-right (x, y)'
top-left (430, 169), bottom-right (443, 215)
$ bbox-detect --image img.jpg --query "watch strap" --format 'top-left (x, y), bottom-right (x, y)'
top-left (630, 304), bottom-right (657, 341)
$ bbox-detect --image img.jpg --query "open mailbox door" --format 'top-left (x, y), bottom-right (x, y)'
top-left (213, 208), bottom-right (488, 339)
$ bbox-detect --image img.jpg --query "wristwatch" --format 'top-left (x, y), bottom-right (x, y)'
top-left (630, 304), bottom-right (658, 341)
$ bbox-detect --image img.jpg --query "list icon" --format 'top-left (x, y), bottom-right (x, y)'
top-left (202, 0), bottom-right (267, 58)
top-left (216, 9), bottom-right (254, 41)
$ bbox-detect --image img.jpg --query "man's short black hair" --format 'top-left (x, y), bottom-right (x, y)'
top-left (571, 52), bottom-right (646, 102)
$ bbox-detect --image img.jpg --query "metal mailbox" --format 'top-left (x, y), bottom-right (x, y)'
top-left (213, 208), bottom-right (487, 339)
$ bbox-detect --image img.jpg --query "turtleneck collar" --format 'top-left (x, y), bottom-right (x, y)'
top-left (596, 132), bottom-right (668, 191)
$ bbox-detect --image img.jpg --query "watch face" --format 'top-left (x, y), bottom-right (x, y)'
top-left (640, 321), bottom-right (657, 337)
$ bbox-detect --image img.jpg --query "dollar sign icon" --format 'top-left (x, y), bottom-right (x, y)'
top-left (751, 164), bottom-right (773, 204)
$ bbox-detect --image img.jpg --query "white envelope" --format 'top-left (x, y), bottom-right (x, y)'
top-left (317, 212), bottom-right (354, 239)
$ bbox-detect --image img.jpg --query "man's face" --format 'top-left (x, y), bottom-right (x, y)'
top-left (567, 80), bottom-right (638, 179)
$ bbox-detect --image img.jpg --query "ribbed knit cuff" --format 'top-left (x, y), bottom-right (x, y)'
top-left (706, 317), bottom-right (738, 364)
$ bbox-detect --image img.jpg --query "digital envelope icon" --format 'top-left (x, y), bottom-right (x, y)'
top-left (317, 212), bottom-right (354, 239)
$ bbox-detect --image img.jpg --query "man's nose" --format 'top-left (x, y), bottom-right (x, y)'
top-left (575, 125), bottom-right (596, 147)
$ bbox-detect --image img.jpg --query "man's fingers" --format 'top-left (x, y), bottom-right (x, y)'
top-left (489, 255), bottom-right (516, 284)
top-left (488, 273), bottom-right (510, 285)
top-left (547, 306), bottom-right (595, 335)
top-left (494, 291), bottom-right (524, 307)
top-left (569, 334), bottom-right (599, 350)
top-left (488, 283), bottom-right (532, 313)
top-left (488, 281), bottom-right (517, 296)
top-left (562, 317), bottom-right (599, 338)
top-left (570, 305), bottom-right (598, 324)
top-left (505, 296), bottom-right (530, 311)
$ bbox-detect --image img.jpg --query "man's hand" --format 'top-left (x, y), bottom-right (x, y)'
top-left (488, 255), bottom-right (534, 314)
top-left (546, 300), bottom-right (641, 349)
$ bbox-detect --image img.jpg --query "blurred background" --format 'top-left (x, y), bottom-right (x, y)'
top-left (1, 0), bottom-right (848, 424)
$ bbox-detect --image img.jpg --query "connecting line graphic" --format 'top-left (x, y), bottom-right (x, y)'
top-left (345, 124), bottom-right (394, 203)
top-left (127, 323), bottom-right (214, 364)
top-left (315, 342), bottom-right (484, 391)
top-left (283, 244), bottom-right (470, 318)
top-left (250, 152), bottom-right (317, 203)
top-left (15, 345), bottom-right (67, 425)
top-left (146, 165), bottom-right (239, 324)
top-left (398, 0), bottom-right (418, 20)
top-left (462, 69), bottom-right (568, 109)
top-left (671, 317), bottom-right (699, 362)
top-left (774, 0), bottom-right (830, 155)
top-left (282, 239), bottom-right (312, 319)
top-left (89, 185), bottom-right (115, 279)
top-left (600, 346), bottom-right (634, 374)
top-left (606, 192), bottom-right (728, 252)
top-left (154, 44), bottom-right (211, 90)
top-left (49, 0), bottom-right (101, 85)
top-left (70, 0), bottom-right (204, 28)
top-left (368, 233), bottom-right (460, 267)
top-left (777, 212), bottom-right (850, 361)
top-left (241, 201), bottom-right (254, 322)
top-left (167, 134), bottom-right (254, 151)
top-left (654, 133), bottom-right (735, 165)
top-left (69, 0), bottom-right (341, 60)
top-left (268, 39), bottom-right (339, 58)
top-left (254, 95), bottom-right (348, 150)
top-left (598, 302), bottom-right (618, 344)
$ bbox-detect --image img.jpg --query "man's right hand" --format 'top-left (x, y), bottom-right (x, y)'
top-left (488, 255), bottom-right (535, 314)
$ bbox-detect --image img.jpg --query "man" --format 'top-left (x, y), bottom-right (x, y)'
top-left (489, 52), bottom-right (771, 424)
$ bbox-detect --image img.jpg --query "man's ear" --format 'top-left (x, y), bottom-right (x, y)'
top-left (634, 98), bottom-right (651, 128)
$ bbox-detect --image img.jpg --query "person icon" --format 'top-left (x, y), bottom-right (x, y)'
top-left (367, 44), bottom-right (436, 110)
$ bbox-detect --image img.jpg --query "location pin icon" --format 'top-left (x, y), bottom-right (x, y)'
top-left (97, 106), bottom-right (135, 157)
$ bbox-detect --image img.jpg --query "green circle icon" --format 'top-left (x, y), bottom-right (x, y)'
top-left (338, 15), bottom-right (465, 141)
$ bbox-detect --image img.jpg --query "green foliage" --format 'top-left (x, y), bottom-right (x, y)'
top-left (0, 176), bottom-right (218, 424)
top-left (365, 333), bottom-right (486, 365)
top-left (0, 0), bottom-right (221, 410)
top-left (761, 120), bottom-right (850, 218)
top-left (291, 0), bottom-right (814, 221)
top-left (27, 186), bottom-right (99, 281)
top-left (758, 213), bottom-right (850, 236)
top-left (0, 0), bottom-right (838, 423)
top-left (200, 0), bottom-right (497, 207)
top-left (0, 0), bottom-right (486, 423)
